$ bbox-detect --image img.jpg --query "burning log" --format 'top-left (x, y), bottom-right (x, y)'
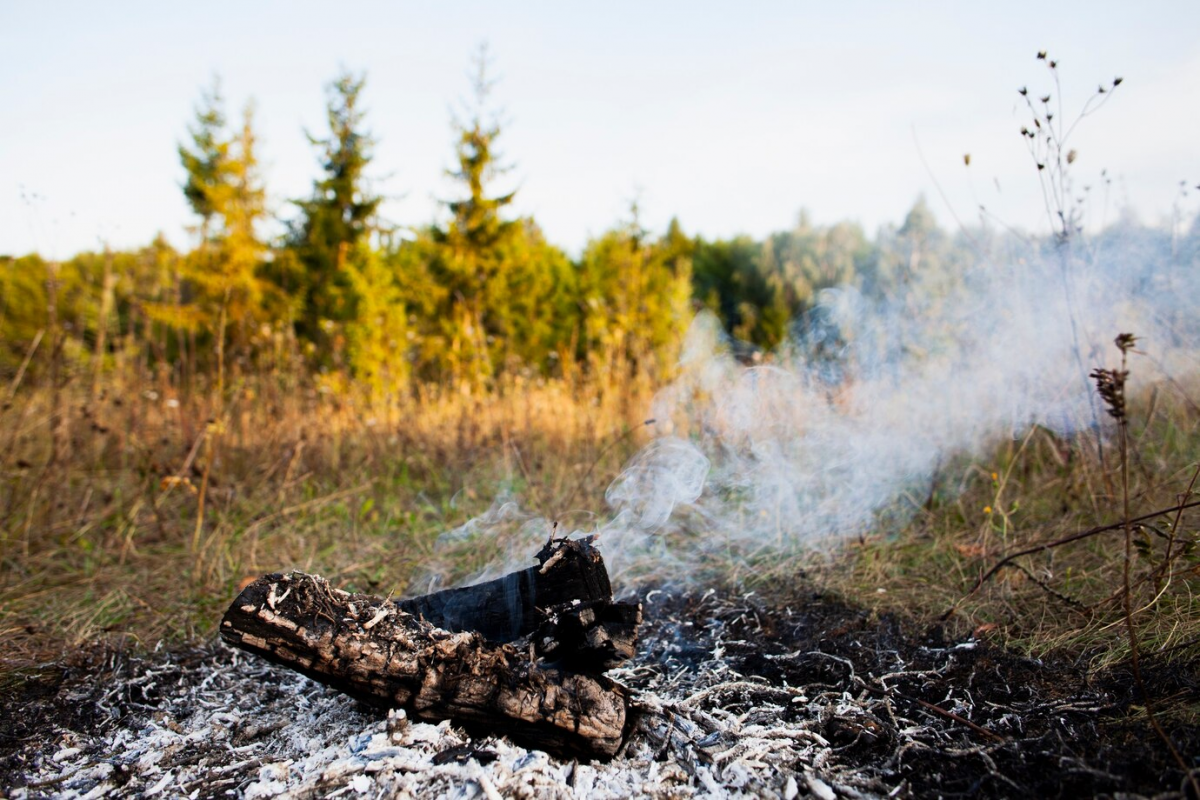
top-left (220, 539), bottom-right (641, 759)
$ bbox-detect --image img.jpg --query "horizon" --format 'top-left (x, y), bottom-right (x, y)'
top-left (2, 1), bottom-right (1198, 259)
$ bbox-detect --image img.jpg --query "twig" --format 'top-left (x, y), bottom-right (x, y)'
top-left (943, 498), bottom-right (1200, 620)
top-left (1010, 562), bottom-right (1087, 611)
top-left (1105, 335), bottom-right (1196, 799)
top-left (914, 698), bottom-right (1004, 742)
top-left (5, 329), bottom-right (44, 402)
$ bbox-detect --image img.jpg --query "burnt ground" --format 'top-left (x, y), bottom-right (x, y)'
top-left (1, 587), bottom-right (1198, 798)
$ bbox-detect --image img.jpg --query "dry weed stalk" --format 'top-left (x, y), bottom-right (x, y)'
top-left (1019, 52), bottom-right (1124, 469)
top-left (1093, 333), bottom-right (1196, 794)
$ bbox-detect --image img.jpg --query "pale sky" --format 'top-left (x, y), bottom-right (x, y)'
top-left (2, 1), bottom-right (1198, 259)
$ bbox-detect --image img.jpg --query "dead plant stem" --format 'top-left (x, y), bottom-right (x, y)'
top-left (949, 497), bottom-right (1200, 616)
top-left (1117, 346), bottom-right (1196, 797)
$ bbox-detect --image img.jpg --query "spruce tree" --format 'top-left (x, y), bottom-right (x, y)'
top-left (178, 84), bottom-right (269, 381)
top-left (287, 70), bottom-right (383, 358)
top-left (431, 46), bottom-right (519, 385)
top-left (179, 79), bottom-right (229, 248)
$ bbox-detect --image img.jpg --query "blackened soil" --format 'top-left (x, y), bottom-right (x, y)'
top-left (635, 588), bottom-right (1200, 798)
top-left (2, 588), bottom-right (1198, 798)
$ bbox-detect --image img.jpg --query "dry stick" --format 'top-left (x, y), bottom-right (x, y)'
top-left (1009, 562), bottom-right (1087, 611)
top-left (914, 698), bottom-right (1005, 742)
top-left (5, 329), bottom-right (44, 402)
top-left (191, 422), bottom-right (218, 554)
top-left (1081, 464), bottom-right (1200, 614)
top-left (1116, 631), bottom-right (1200, 666)
top-left (943, 497), bottom-right (1200, 620)
top-left (856, 681), bottom-right (1005, 743)
top-left (91, 245), bottom-right (114, 402)
top-left (1114, 362), bottom-right (1199, 799)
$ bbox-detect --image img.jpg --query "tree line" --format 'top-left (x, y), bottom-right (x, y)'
top-left (4, 61), bottom-right (1193, 398)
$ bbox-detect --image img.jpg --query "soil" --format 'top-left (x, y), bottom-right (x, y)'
top-left (2, 587), bottom-right (1197, 798)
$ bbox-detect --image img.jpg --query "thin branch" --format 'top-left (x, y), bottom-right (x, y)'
top-left (914, 698), bottom-right (1005, 742)
top-left (942, 498), bottom-right (1200, 620)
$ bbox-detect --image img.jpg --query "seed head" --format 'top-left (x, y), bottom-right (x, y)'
top-left (1091, 367), bottom-right (1128, 421)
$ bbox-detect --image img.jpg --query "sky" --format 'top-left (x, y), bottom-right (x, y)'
top-left (2, 1), bottom-right (1198, 259)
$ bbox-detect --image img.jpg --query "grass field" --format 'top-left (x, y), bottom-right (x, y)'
top-left (2, 355), bottom-right (1199, 712)
top-left (0, 368), bottom-right (656, 662)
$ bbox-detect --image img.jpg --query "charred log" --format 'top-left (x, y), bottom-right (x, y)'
top-left (394, 536), bottom-right (641, 671)
top-left (393, 537), bottom-right (612, 643)
top-left (533, 599), bottom-right (642, 671)
top-left (219, 539), bottom-right (642, 759)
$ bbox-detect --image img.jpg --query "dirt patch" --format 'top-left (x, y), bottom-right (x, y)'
top-left (1, 588), bottom-right (1196, 798)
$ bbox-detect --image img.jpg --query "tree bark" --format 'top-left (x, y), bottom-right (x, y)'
top-left (220, 539), bottom-right (641, 759)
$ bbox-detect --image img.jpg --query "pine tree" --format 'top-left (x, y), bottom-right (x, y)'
top-left (178, 84), bottom-right (269, 384)
top-left (179, 79), bottom-right (229, 248)
top-left (430, 46), bottom-right (520, 386)
top-left (286, 70), bottom-right (383, 359)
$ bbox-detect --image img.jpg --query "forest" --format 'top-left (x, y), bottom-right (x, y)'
top-left (13, 67), bottom-right (1187, 399)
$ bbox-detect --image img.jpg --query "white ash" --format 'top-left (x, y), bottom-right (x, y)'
top-left (4, 590), bottom-right (1123, 799)
top-left (9, 653), bottom-right (853, 799)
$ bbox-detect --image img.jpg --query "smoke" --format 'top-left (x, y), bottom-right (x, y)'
top-left (423, 226), bottom-right (1200, 591)
top-left (600, 232), bottom-right (1198, 574)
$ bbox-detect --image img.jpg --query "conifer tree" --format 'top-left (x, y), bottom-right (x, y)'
top-left (431, 46), bottom-right (520, 385)
top-left (178, 84), bottom-right (269, 382)
top-left (286, 70), bottom-right (383, 358)
top-left (179, 80), bottom-right (229, 248)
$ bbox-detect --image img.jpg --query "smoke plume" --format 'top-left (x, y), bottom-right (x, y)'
top-left (431, 227), bottom-right (1200, 589)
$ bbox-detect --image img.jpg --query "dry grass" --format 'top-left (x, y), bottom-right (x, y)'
top-left (0, 365), bottom-right (655, 667)
top-left (820, 381), bottom-right (1200, 673)
top-left (3, 356), bottom-right (1200, 696)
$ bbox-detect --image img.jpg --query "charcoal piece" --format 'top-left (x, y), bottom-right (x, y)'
top-left (394, 537), bottom-right (612, 642)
